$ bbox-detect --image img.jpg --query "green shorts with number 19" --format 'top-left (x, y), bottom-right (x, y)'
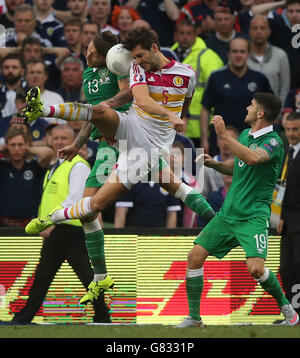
top-left (194, 214), bottom-right (269, 259)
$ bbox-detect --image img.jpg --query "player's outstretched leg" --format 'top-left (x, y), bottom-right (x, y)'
top-left (22, 86), bottom-right (119, 140)
top-left (80, 215), bottom-right (115, 305)
top-left (248, 258), bottom-right (299, 326)
top-left (22, 86), bottom-right (93, 123)
top-left (159, 167), bottom-right (215, 222)
top-left (256, 269), bottom-right (299, 326)
top-left (175, 244), bottom-right (208, 328)
top-left (26, 170), bottom-right (126, 228)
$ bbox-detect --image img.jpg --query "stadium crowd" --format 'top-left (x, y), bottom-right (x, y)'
top-left (0, 0), bottom-right (299, 229)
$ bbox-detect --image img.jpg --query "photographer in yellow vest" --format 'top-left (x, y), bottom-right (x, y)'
top-left (10, 124), bottom-right (110, 324)
top-left (171, 19), bottom-right (223, 147)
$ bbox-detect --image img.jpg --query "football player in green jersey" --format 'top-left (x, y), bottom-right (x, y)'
top-left (177, 92), bottom-right (299, 327)
top-left (56, 31), bottom-right (132, 305)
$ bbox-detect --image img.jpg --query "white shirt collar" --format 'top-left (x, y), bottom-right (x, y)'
top-left (248, 125), bottom-right (273, 139)
top-left (291, 141), bottom-right (300, 159)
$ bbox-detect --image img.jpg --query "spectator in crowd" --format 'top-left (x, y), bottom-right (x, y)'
top-left (282, 67), bottom-right (300, 122)
top-left (0, 36), bottom-right (70, 88)
top-left (24, 59), bottom-right (64, 124)
top-left (169, 140), bottom-right (199, 227)
top-left (177, 0), bottom-right (219, 38)
top-left (20, 36), bottom-right (70, 90)
top-left (67, 0), bottom-right (88, 22)
top-left (88, 0), bottom-right (119, 35)
top-left (240, 0), bottom-right (255, 12)
top-left (32, 0), bottom-right (67, 47)
top-left (247, 15), bottom-right (291, 103)
top-left (205, 1), bottom-right (246, 64)
top-left (0, 54), bottom-right (26, 118)
top-left (5, 4), bottom-right (52, 47)
top-left (130, 18), bottom-right (179, 61)
top-left (200, 37), bottom-right (273, 155)
top-left (110, 5), bottom-right (140, 42)
top-left (57, 57), bottom-right (84, 102)
top-left (171, 19), bottom-right (223, 148)
top-left (248, 0), bottom-right (300, 85)
top-left (278, 0), bottom-right (300, 88)
top-left (51, 0), bottom-right (88, 23)
top-left (127, 0), bottom-right (186, 46)
top-left (80, 20), bottom-right (100, 60)
top-left (63, 17), bottom-right (85, 61)
top-left (0, 87), bottom-right (27, 144)
top-left (276, 112), bottom-right (300, 323)
top-left (0, 87), bottom-right (49, 146)
top-left (0, 126), bottom-right (53, 227)
top-left (0, 0), bottom-right (25, 29)
top-left (237, 0), bottom-right (286, 42)
top-left (42, 121), bottom-right (59, 163)
top-left (198, 125), bottom-right (239, 199)
top-left (1, 125), bottom-right (110, 325)
top-left (114, 181), bottom-right (182, 228)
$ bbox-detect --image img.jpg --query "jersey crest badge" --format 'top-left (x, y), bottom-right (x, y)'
top-left (248, 82), bottom-right (257, 92)
top-left (173, 76), bottom-right (183, 87)
top-left (270, 138), bottom-right (279, 147)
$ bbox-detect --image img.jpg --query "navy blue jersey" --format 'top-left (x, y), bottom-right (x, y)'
top-left (202, 65), bottom-right (272, 155)
top-left (136, 0), bottom-right (187, 46)
top-left (30, 118), bottom-right (49, 141)
top-left (0, 158), bottom-right (46, 219)
top-left (202, 65), bottom-right (272, 133)
top-left (36, 16), bottom-right (67, 47)
top-left (116, 182), bottom-right (181, 227)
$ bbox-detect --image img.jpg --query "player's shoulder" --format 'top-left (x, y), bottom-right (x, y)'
top-left (169, 60), bottom-right (195, 76)
top-left (264, 130), bottom-right (283, 147)
top-left (83, 66), bottom-right (97, 79)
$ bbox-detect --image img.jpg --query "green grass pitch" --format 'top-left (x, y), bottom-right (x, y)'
top-left (0, 324), bottom-right (300, 338)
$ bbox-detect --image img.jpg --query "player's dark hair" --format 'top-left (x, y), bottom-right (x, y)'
top-left (286, 112), bottom-right (300, 121)
top-left (123, 27), bottom-right (160, 51)
top-left (254, 92), bottom-right (282, 123)
top-left (92, 31), bottom-right (119, 57)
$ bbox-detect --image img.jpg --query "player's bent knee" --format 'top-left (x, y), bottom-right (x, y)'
top-left (188, 244), bottom-right (207, 269)
top-left (247, 264), bottom-right (265, 279)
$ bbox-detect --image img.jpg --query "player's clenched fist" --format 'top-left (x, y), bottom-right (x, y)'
top-left (211, 115), bottom-right (226, 137)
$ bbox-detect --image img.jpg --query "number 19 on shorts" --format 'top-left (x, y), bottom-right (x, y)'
top-left (254, 233), bottom-right (267, 255)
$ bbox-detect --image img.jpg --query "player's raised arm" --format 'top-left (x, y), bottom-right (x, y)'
top-left (212, 115), bottom-right (270, 166)
top-left (131, 83), bottom-right (184, 132)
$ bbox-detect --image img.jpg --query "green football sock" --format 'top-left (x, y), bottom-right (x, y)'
top-left (185, 189), bottom-right (215, 221)
top-left (186, 269), bottom-right (204, 321)
top-left (83, 219), bottom-right (107, 275)
top-left (258, 268), bottom-right (289, 308)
